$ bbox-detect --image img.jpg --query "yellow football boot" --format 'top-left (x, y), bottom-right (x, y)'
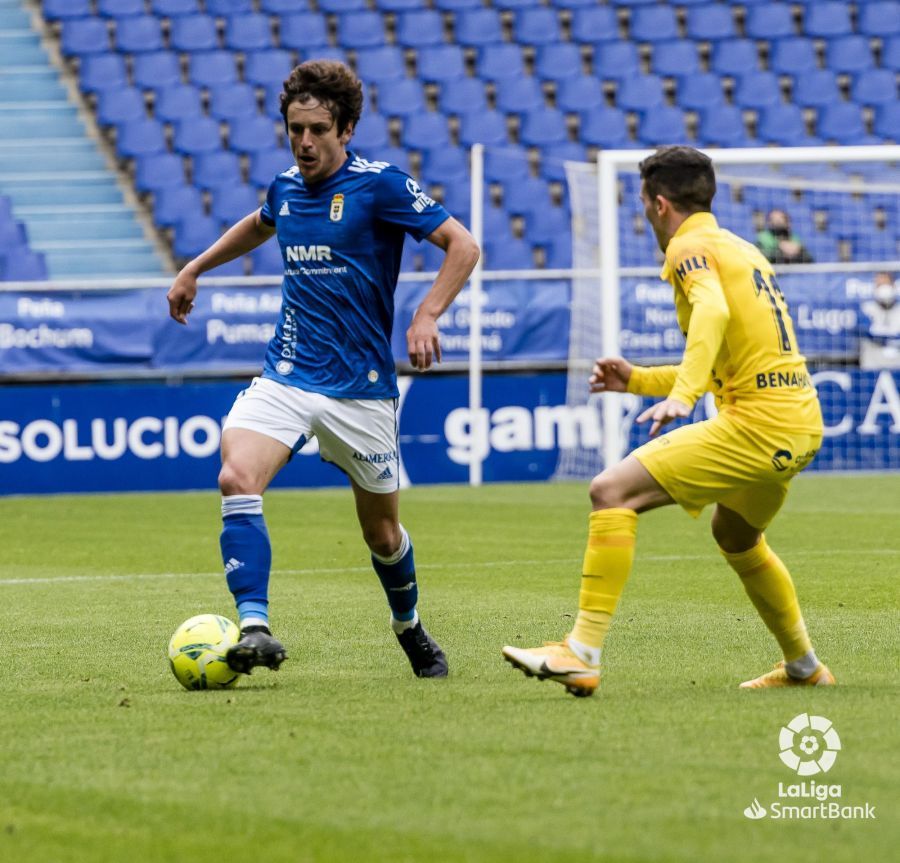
top-left (740, 660), bottom-right (835, 689)
top-left (502, 640), bottom-right (600, 697)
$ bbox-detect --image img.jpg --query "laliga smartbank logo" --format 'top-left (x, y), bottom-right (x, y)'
top-left (742, 714), bottom-right (876, 821)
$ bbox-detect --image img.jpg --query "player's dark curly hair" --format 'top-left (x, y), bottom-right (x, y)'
top-left (280, 60), bottom-right (364, 135)
top-left (639, 146), bottom-right (716, 214)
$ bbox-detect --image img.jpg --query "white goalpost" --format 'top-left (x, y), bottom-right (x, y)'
top-left (553, 144), bottom-right (900, 480)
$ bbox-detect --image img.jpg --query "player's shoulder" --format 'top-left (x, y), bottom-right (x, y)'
top-left (346, 154), bottom-right (395, 178)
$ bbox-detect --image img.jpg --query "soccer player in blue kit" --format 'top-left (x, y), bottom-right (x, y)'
top-left (167, 61), bottom-right (479, 679)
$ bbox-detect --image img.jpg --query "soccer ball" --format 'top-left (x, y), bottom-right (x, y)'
top-left (168, 614), bottom-right (242, 691)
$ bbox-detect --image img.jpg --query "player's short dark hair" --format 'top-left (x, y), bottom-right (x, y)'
top-left (280, 60), bottom-right (363, 135)
top-left (639, 146), bottom-right (716, 214)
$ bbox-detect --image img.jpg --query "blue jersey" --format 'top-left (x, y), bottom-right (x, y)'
top-left (258, 152), bottom-right (450, 399)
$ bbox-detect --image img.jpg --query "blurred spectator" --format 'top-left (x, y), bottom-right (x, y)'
top-left (860, 271), bottom-right (900, 369)
top-left (756, 209), bottom-right (813, 264)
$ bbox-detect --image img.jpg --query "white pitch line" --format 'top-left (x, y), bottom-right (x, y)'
top-left (0, 549), bottom-right (896, 586)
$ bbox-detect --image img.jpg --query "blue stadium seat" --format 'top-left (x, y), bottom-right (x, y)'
top-left (791, 69), bottom-right (841, 108)
top-left (485, 237), bottom-right (533, 270)
top-left (377, 79), bottom-right (425, 118)
top-left (172, 216), bottom-right (220, 259)
top-left (551, 0), bottom-right (601, 7)
top-left (250, 240), bottom-right (284, 275)
top-left (43, 0), bottom-right (92, 21)
top-left (651, 40), bottom-right (701, 78)
top-left (534, 43), bottom-right (582, 83)
top-left (502, 176), bottom-right (551, 217)
top-left (351, 112), bottom-right (390, 149)
top-left (395, 10), bottom-right (445, 48)
top-left (483, 146), bottom-right (530, 183)
top-left (203, 257), bottom-right (245, 276)
top-left (338, 12), bottom-right (387, 49)
top-left (816, 103), bottom-right (867, 144)
top-left (477, 45), bottom-right (525, 82)
top-left (79, 53), bottom-right (128, 94)
top-left (155, 84), bottom-right (204, 124)
top-left (858, 1), bottom-right (900, 38)
top-left (615, 74), bottom-right (665, 113)
top-left (96, 86), bottom-right (146, 127)
top-left (852, 69), bottom-right (897, 107)
top-left (151, 0), bottom-right (200, 16)
top-left (192, 150), bottom-right (243, 192)
top-left (495, 0), bottom-right (545, 8)
top-left (438, 78), bottom-right (486, 116)
top-left (685, 5), bottom-right (736, 41)
top-left (418, 46), bottom-right (467, 83)
top-left (756, 103), bottom-right (815, 145)
top-left (883, 36), bottom-right (900, 71)
top-left (355, 46), bottom-right (406, 84)
top-left (745, 3), bottom-right (796, 40)
top-left (420, 146), bottom-right (468, 186)
top-left (543, 233), bottom-right (572, 269)
top-left (373, 146), bottom-right (411, 174)
top-left (188, 51), bottom-right (238, 88)
top-left (244, 50), bottom-right (295, 89)
top-left (98, 0), bottom-right (144, 18)
top-left (459, 110), bottom-right (509, 147)
top-left (769, 37), bottom-right (817, 76)
top-left (205, 0), bottom-right (253, 14)
top-left (539, 141), bottom-right (587, 182)
top-left (433, 0), bottom-right (483, 9)
top-left (637, 106), bottom-right (689, 146)
top-left (456, 9), bottom-right (503, 47)
top-left (826, 36), bottom-right (875, 75)
top-left (580, 106), bottom-right (629, 148)
top-left (419, 240), bottom-right (447, 272)
top-left (61, 19), bottom-right (111, 57)
top-left (211, 184), bottom-right (260, 224)
top-left (529, 208), bottom-right (571, 251)
top-left (0, 220), bottom-right (28, 251)
top-left (677, 73), bottom-right (725, 111)
top-left (515, 8), bottom-right (562, 46)
top-left (117, 117), bottom-right (167, 158)
top-left (630, 6), bottom-right (679, 43)
top-left (571, 6), bottom-right (619, 44)
top-left (712, 201), bottom-right (755, 238)
top-left (173, 116), bottom-right (224, 156)
top-left (133, 52), bottom-right (182, 93)
top-left (1, 250), bottom-right (48, 282)
top-left (134, 152), bottom-right (186, 193)
top-left (169, 15), bottom-right (219, 53)
top-left (520, 107), bottom-right (568, 146)
top-left (249, 147), bottom-right (294, 188)
top-left (873, 102), bottom-right (899, 139)
top-left (709, 39), bottom-right (759, 76)
top-left (115, 16), bottom-right (164, 54)
top-left (825, 200), bottom-right (875, 239)
top-left (697, 105), bottom-right (751, 147)
top-left (439, 182), bottom-right (472, 220)
top-left (375, 0), bottom-right (426, 10)
top-left (733, 71), bottom-right (782, 110)
top-left (279, 13), bottom-right (330, 50)
top-left (853, 231), bottom-right (899, 262)
top-left (318, 0), bottom-right (367, 10)
top-left (224, 14), bottom-right (274, 52)
top-left (154, 186), bottom-right (206, 228)
top-left (228, 115), bottom-right (279, 155)
top-left (401, 112), bottom-right (450, 151)
top-left (594, 42), bottom-right (640, 81)
top-left (557, 75), bottom-right (605, 113)
top-left (495, 77), bottom-right (545, 114)
top-left (803, 1), bottom-right (851, 38)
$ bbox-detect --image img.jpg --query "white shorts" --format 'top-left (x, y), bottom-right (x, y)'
top-left (223, 377), bottom-right (400, 493)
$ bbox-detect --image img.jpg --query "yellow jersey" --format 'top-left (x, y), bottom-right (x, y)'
top-left (627, 212), bottom-right (822, 431)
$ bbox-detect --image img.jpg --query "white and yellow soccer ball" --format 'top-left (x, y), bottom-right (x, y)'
top-left (168, 614), bottom-right (242, 691)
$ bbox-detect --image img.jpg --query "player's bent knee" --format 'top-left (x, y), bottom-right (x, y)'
top-left (361, 522), bottom-right (402, 558)
top-left (711, 507), bottom-right (761, 553)
top-left (589, 472), bottom-right (626, 509)
top-left (218, 462), bottom-right (263, 496)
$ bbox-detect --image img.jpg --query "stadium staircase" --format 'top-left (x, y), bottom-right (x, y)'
top-left (0, 0), bottom-right (168, 279)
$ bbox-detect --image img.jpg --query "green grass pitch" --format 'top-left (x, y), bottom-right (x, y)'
top-left (0, 475), bottom-right (896, 863)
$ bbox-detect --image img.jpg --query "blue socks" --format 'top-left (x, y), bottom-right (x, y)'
top-left (371, 525), bottom-right (419, 632)
top-left (220, 495), bottom-right (271, 630)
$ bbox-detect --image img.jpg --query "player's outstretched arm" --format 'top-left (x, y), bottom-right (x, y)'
top-left (589, 357), bottom-right (633, 393)
top-left (167, 209), bottom-right (276, 324)
top-left (408, 217), bottom-right (480, 370)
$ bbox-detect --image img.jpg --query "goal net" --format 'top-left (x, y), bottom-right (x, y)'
top-left (556, 145), bottom-right (900, 480)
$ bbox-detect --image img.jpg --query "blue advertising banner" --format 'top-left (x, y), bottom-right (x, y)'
top-left (1, 272), bottom-right (890, 375)
top-left (1, 369), bottom-right (896, 495)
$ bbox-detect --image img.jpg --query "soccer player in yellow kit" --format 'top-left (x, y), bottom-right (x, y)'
top-left (503, 146), bottom-right (834, 696)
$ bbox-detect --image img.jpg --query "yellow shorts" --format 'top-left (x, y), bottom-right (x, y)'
top-left (632, 410), bottom-right (822, 529)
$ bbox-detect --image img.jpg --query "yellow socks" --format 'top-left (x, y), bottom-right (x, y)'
top-left (721, 536), bottom-right (812, 663)
top-left (570, 508), bottom-right (638, 656)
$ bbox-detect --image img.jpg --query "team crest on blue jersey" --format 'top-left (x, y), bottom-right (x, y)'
top-left (330, 193), bottom-right (344, 222)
